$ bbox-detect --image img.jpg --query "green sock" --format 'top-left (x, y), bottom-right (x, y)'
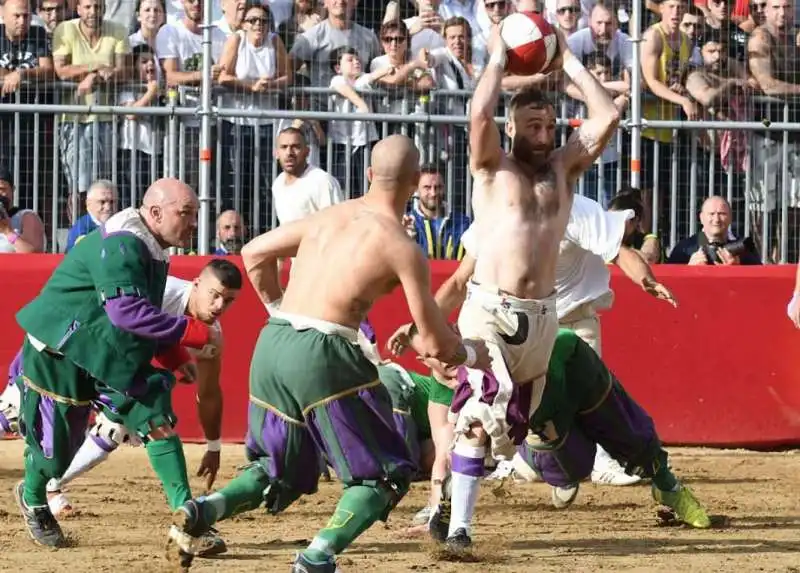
top-left (303, 485), bottom-right (391, 563)
top-left (651, 449), bottom-right (679, 492)
top-left (146, 435), bottom-right (192, 510)
top-left (199, 466), bottom-right (269, 525)
top-left (23, 447), bottom-right (50, 507)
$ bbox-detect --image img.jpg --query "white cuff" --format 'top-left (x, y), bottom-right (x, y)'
top-left (206, 439), bottom-right (222, 452)
top-left (265, 297), bottom-right (282, 314)
top-left (463, 344), bottom-right (477, 367)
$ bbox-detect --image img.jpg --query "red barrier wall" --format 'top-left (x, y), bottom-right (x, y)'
top-left (2, 256), bottom-right (799, 448)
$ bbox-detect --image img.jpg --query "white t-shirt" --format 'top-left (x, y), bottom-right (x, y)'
top-left (460, 194), bottom-right (633, 319)
top-left (272, 164), bottom-right (344, 225)
top-left (567, 29), bottom-right (634, 73)
top-left (162, 276), bottom-right (222, 358)
top-left (155, 20), bottom-right (227, 126)
top-left (329, 74), bottom-right (379, 147)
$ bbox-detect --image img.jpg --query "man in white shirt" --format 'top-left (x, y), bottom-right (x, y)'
top-left (271, 127), bottom-right (344, 226)
top-left (155, 0), bottom-right (227, 191)
top-left (35, 260), bottom-right (242, 555)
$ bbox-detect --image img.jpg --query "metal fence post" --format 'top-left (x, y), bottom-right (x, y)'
top-left (629, 0), bottom-right (643, 189)
top-left (197, 0), bottom-right (214, 255)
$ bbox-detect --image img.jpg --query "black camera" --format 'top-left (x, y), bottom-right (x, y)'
top-left (701, 237), bottom-right (753, 264)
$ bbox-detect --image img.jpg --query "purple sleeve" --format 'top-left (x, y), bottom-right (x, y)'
top-left (359, 318), bottom-right (376, 344)
top-left (104, 295), bottom-right (188, 346)
top-left (8, 346), bottom-right (22, 384)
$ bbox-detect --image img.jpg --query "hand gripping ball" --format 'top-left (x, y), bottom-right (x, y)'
top-left (501, 11), bottom-right (558, 76)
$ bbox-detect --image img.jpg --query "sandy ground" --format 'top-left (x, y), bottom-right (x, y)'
top-left (1, 440), bottom-right (799, 573)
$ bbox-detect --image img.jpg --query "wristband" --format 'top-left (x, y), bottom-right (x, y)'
top-left (6, 232), bottom-right (18, 245)
top-left (488, 48), bottom-right (507, 69)
top-left (265, 297), bottom-right (282, 314)
top-left (463, 344), bottom-right (477, 367)
top-left (206, 439), bottom-right (221, 452)
top-left (563, 56), bottom-right (586, 80)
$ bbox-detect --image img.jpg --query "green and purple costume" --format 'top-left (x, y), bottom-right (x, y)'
top-left (14, 208), bottom-right (204, 511)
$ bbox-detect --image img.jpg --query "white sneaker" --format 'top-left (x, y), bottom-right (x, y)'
top-left (551, 484), bottom-right (579, 509)
top-left (591, 456), bottom-right (642, 486)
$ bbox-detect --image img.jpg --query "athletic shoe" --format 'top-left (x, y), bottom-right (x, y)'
top-left (291, 553), bottom-right (342, 572)
top-left (14, 480), bottom-right (65, 547)
top-left (166, 499), bottom-right (217, 571)
top-left (428, 475), bottom-right (452, 543)
top-left (197, 527), bottom-right (228, 557)
top-left (445, 527), bottom-right (472, 552)
top-left (592, 451), bottom-right (642, 486)
top-left (551, 483), bottom-right (580, 509)
top-left (652, 483), bottom-right (711, 529)
top-left (47, 490), bottom-right (75, 518)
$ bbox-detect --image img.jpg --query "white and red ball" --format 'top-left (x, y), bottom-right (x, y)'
top-left (500, 11), bottom-right (558, 76)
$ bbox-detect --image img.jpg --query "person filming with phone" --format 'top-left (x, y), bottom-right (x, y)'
top-left (666, 196), bottom-right (760, 265)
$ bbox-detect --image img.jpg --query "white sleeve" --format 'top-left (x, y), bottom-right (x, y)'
top-left (326, 175), bottom-right (345, 205)
top-left (460, 223), bottom-right (478, 257)
top-left (155, 25), bottom-right (177, 61)
top-left (354, 74), bottom-right (373, 89)
top-left (565, 195), bottom-right (633, 263)
top-left (118, 90), bottom-right (135, 105)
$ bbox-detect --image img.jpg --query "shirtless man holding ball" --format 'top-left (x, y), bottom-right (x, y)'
top-left (396, 25), bottom-right (622, 550)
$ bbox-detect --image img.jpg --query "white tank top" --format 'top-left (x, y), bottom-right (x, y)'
top-left (223, 30), bottom-right (279, 127)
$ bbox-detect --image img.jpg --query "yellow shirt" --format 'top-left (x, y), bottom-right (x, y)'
top-left (642, 25), bottom-right (692, 144)
top-left (52, 19), bottom-right (130, 123)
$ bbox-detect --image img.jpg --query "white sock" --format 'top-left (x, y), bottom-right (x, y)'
top-left (50, 436), bottom-right (115, 491)
top-left (448, 443), bottom-right (485, 538)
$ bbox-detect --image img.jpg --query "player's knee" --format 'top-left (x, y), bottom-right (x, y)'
top-left (91, 411), bottom-right (135, 448)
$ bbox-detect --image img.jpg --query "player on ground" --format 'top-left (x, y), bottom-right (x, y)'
top-left (403, 23), bottom-right (621, 550)
top-left (11, 179), bottom-right (219, 549)
top-left (44, 260), bottom-right (241, 526)
top-left (395, 330), bottom-right (711, 530)
top-left (167, 135), bottom-right (491, 573)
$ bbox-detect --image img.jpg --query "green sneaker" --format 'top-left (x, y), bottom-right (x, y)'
top-left (652, 484), bottom-right (711, 529)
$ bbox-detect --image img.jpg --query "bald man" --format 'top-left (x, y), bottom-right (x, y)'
top-left (12, 178), bottom-right (220, 550)
top-left (215, 209), bottom-right (245, 255)
top-left (65, 180), bottom-right (119, 253)
top-left (168, 135), bottom-right (491, 573)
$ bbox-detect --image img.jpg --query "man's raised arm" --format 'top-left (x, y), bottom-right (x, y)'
top-left (241, 217), bottom-right (311, 310)
top-left (469, 27), bottom-right (507, 174)
top-left (556, 31), bottom-right (620, 183)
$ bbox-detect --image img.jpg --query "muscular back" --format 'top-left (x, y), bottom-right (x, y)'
top-left (280, 200), bottom-right (410, 328)
top-left (470, 155), bottom-right (573, 300)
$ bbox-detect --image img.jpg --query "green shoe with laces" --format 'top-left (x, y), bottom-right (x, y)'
top-left (652, 483), bottom-right (711, 529)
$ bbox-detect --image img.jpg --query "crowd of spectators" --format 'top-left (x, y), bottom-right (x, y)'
top-left (0, 0), bottom-right (792, 262)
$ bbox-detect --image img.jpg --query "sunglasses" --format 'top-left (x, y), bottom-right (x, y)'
top-left (485, 0), bottom-right (507, 9)
top-left (557, 6), bottom-right (580, 14)
top-left (382, 35), bottom-right (406, 43)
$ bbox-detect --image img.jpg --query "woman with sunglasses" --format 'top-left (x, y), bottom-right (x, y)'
top-left (218, 1), bottom-right (293, 231)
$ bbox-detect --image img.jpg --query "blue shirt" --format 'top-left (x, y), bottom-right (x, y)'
top-left (65, 213), bottom-right (99, 253)
top-left (409, 208), bottom-right (471, 261)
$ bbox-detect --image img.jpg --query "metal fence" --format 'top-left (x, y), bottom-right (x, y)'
top-left (3, 1), bottom-right (800, 261)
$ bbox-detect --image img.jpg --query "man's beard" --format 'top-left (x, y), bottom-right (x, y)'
top-left (512, 138), bottom-right (552, 167)
top-left (221, 236), bottom-right (245, 254)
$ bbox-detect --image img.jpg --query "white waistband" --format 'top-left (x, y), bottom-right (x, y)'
top-left (465, 281), bottom-right (557, 314)
top-left (271, 310), bottom-right (359, 343)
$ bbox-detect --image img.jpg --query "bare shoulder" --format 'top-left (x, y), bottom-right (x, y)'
top-left (641, 26), bottom-right (661, 52)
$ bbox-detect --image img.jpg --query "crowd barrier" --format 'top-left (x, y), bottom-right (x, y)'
top-left (1, 255), bottom-right (799, 448)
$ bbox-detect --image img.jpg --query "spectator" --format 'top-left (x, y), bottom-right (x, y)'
top-left (550, 0), bottom-right (582, 35)
top-left (680, 5), bottom-right (705, 46)
top-left (667, 195), bottom-right (761, 264)
top-left (129, 0), bottom-right (166, 50)
top-left (544, 0), bottom-right (593, 29)
top-left (214, 0), bottom-right (245, 35)
top-left (406, 164), bottom-right (470, 260)
top-left (704, 0), bottom-right (749, 62)
top-left (0, 0), bottom-right (53, 209)
top-left (608, 187), bottom-right (663, 264)
top-left (277, 0), bottom-right (323, 49)
top-left (565, 53), bottom-right (629, 207)
top-left (686, 31), bottom-right (752, 118)
top-left (289, 0), bottom-right (380, 108)
top-left (568, 1), bottom-right (634, 85)
top-left (639, 0), bottom-right (698, 241)
top-left (369, 21), bottom-right (434, 136)
top-left (38, 0), bottom-right (72, 34)
top-left (0, 166), bottom-right (45, 252)
top-left (156, 0), bottom-right (226, 193)
top-left (739, 0), bottom-right (766, 31)
top-left (118, 44), bottom-right (162, 208)
top-left (271, 126), bottom-right (344, 225)
top-left (275, 73), bottom-right (324, 167)
top-left (65, 179), bottom-right (117, 252)
top-left (0, 0), bottom-right (48, 27)
top-left (423, 16), bottom-right (476, 208)
top-left (328, 46), bottom-right (387, 196)
top-left (215, 209), bottom-right (246, 254)
top-left (218, 2), bottom-right (292, 229)
top-left (52, 0), bottom-right (131, 223)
